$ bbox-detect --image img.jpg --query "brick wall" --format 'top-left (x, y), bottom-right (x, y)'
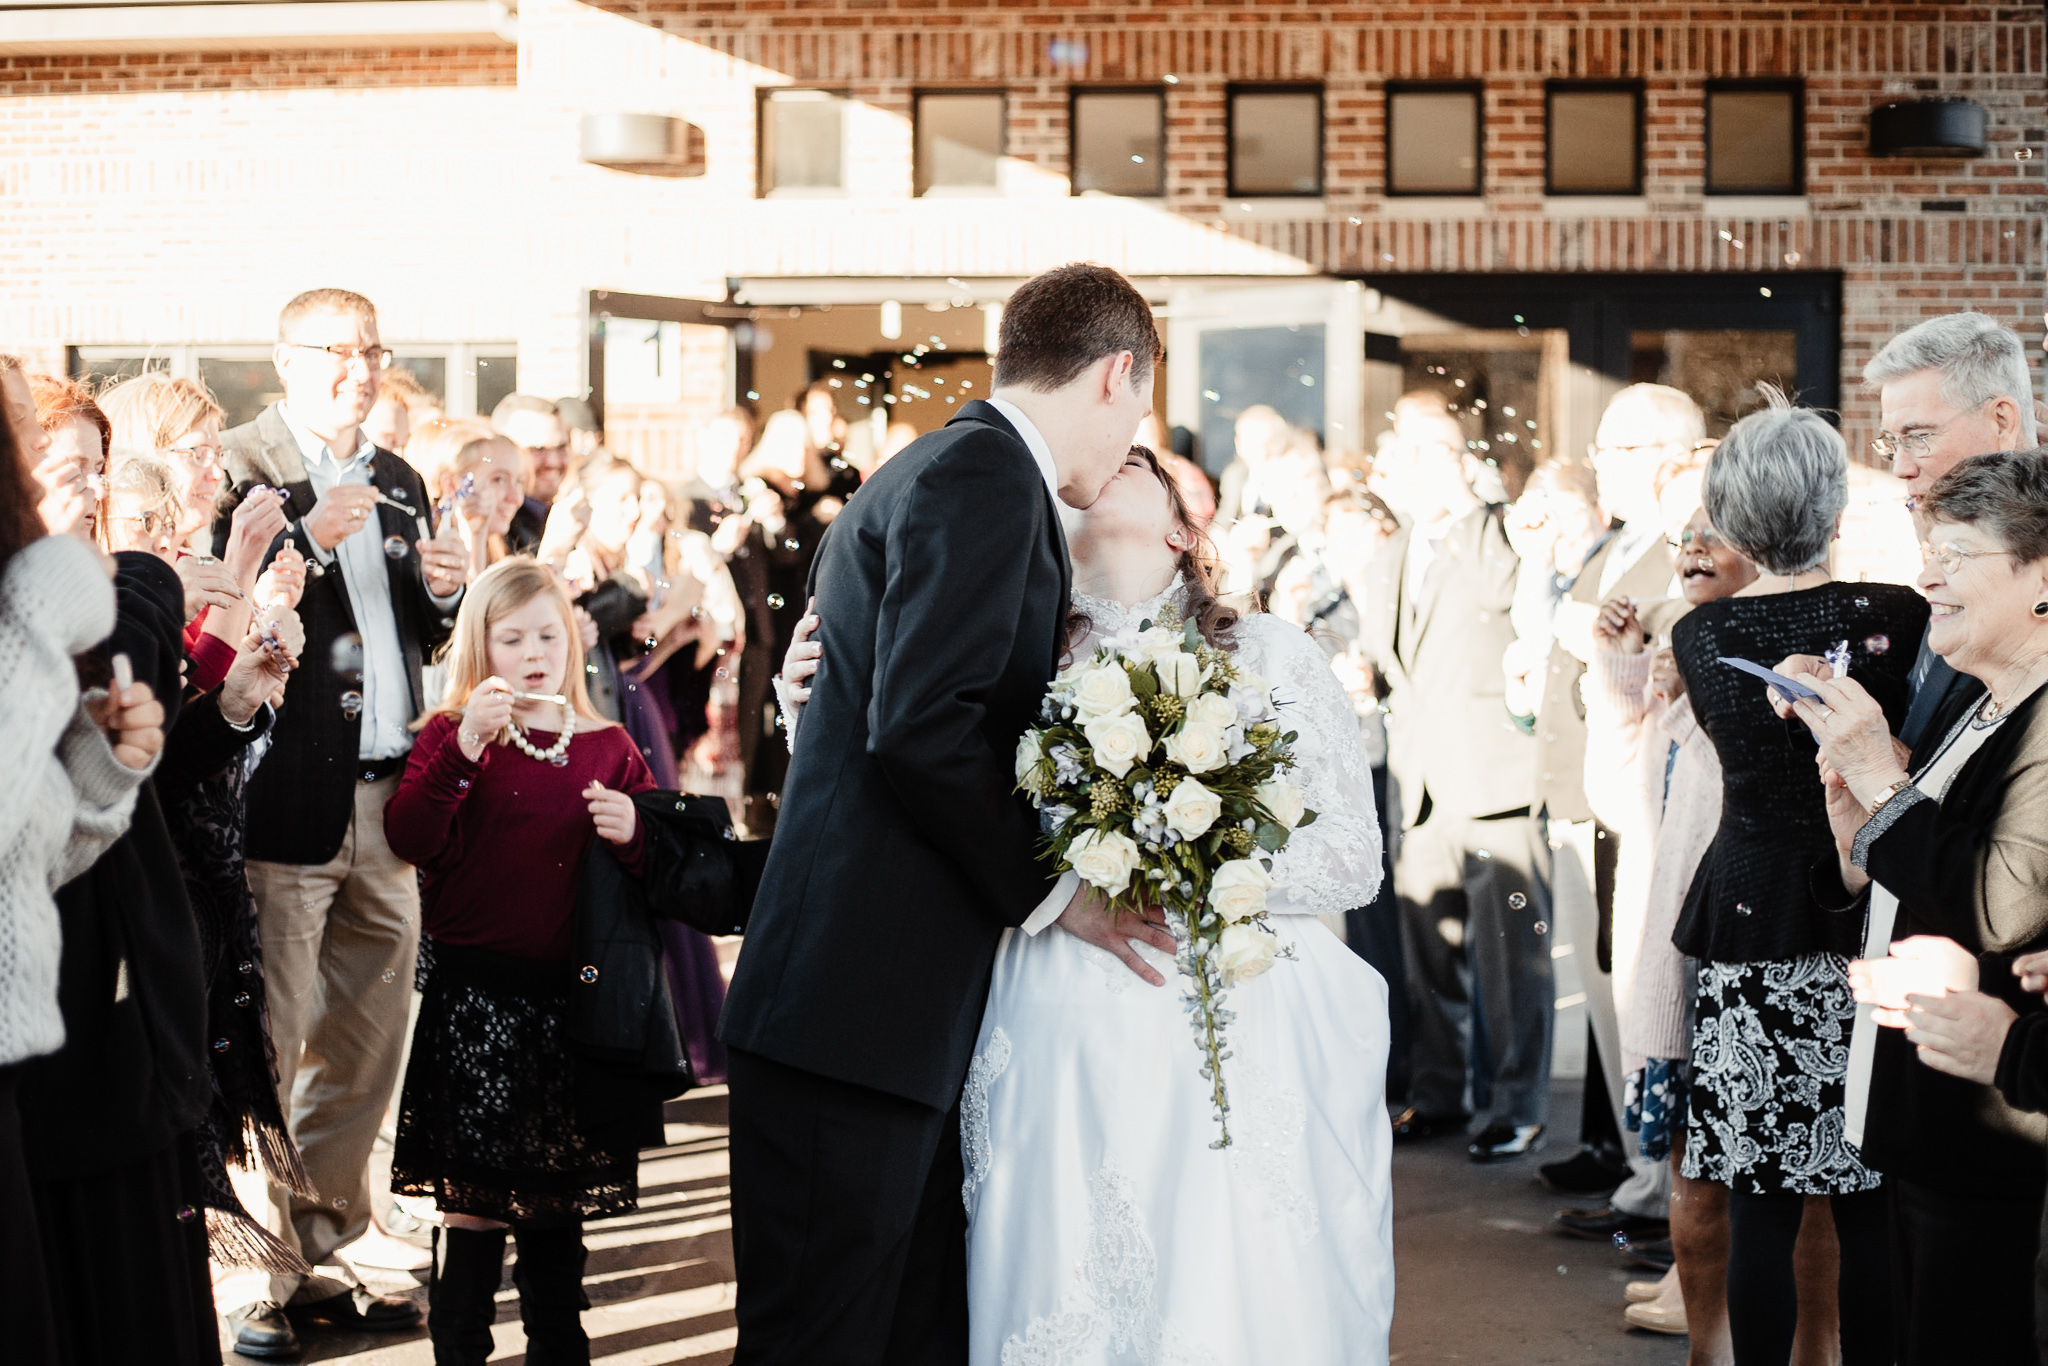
top-left (0, 1), bottom-right (2039, 436)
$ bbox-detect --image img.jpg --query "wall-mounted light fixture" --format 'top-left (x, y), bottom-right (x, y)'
top-left (578, 114), bottom-right (705, 177)
top-left (1868, 98), bottom-right (1987, 158)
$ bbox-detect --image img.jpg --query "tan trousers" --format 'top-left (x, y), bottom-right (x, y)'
top-left (233, 774), bottom-right (420, 1307)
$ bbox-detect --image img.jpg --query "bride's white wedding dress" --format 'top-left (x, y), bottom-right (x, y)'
top-left (963, 581), bottom-right (1394, 1366)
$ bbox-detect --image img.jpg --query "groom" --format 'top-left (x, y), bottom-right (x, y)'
top-left (720, 263), bottom-right (1173, 1364)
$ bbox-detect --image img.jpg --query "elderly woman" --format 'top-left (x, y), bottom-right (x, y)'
top-left (1781, 448), bottom-right (2048, 1366)
top-left (1669, 392), bottom-right (1927, 1366)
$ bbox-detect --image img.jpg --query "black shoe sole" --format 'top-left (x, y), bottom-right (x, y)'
top-left (230, 1337), bottom-right (302, 1360)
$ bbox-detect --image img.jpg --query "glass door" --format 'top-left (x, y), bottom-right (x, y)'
top-left (587, 291), bottom-right (748, 480)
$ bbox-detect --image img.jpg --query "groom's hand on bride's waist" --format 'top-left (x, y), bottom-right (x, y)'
top-left (1054, 885), bottom-right (1176, 987)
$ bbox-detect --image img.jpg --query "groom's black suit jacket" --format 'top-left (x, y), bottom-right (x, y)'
top-left (720, 401), bottom-right (1071, 1111)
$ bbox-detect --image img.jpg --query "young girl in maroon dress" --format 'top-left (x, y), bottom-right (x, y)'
top-left (385, 557), bottom-right (657, 1365)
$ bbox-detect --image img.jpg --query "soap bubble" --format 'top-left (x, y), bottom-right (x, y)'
top-left (1865, 633), bottom-right (1891, 655)
top-left (2017, 147), bottom-right (2034, 161)
top-left (1853, 596), bottom-right (1870, 609)
top-left (233, 992), bottom-right (251, 1008)
top-left (1508, 892), bottom-right (1527, 910)
top-left (339, 690), bottom-right (364, 720)
top-left (382, 534), bottom-right (409, 560)
top-left (1736, 901), bottom-right (1753, 916)
top-left (784, 538), bottom-right (801, 551)
top-left (1533, 921), bottom-right (1549, 935)
top-left (767, 593), bottom-right (786, 609)
top-left (329, 631), bottom-right (365, 682)
top-left (212, 1038), bottom-right (231, 1052)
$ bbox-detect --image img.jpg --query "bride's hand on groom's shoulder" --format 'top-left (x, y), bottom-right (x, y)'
top-left (1055, 884), bottom-right (1176, 987)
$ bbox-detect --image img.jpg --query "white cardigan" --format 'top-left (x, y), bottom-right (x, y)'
top-left (0, 535), bottom-right (150, 1068)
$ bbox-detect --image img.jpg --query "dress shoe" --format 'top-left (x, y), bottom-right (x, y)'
top-left (1389, 1106), bottom-right (1471, 1141)
top-left (1468, 1123), bottom-right (1544, 1161)
top-left (226, 1301), bottom-right (301, 1359)
top-left (341, 1225), bottom-right (433, 1272)
top-left (1622, 1235), bottom-right (1675, 1271)
top-left (1553, 1205), bottom-right (1670, 1244)
top-left (285, 1286), bottom-right (423, 1332)
top-left (1624, 1300), bottom-right (1689, 1335)
top-left (1623, 1278), bottom-right (1665, 1304)
top-left (1537, 1145), bottom-right (1630, 1197)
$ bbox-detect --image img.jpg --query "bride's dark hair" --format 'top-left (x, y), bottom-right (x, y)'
top-left (1065, 446), bottom-right (1242, 664)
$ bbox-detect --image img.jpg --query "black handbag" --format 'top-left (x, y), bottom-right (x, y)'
top-left (565, 792), bottom-right (768, 1096)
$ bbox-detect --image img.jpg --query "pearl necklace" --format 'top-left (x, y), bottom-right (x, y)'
top-left (509, 704), bottom-right (575, 766)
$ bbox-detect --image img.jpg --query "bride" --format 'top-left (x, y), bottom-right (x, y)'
top-left (778, 446), bottom-right (1393, 1365)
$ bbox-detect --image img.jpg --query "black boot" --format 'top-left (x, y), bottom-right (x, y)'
top-left (511, 1221), bottom-right (590, 1365)
top-left (429, 1225), bottom-right (507, 1366)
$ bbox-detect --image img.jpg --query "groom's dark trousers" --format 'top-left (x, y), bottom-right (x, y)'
top-left (720, 401), bottom-right (1070, 1365)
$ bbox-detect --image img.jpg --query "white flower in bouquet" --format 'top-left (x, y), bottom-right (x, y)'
top-left (1163, 721), bottom-right (1228, 774)
top-left (1209, 857), bottom-right (1273, 923)
top-left (1162, 777), bottom-right (1223, 840)
top-left (1016, 731), bottom-right (1045, 790)
top-left (1230, 667), bottom-right (1275, 722)
top-left (1217, 922), bottom-right (1280, 984)
top-left (1134, 625), bottom-right (1186, 664)
top-left (1185, 691), bottom-right (1240, 731)
top-left (1157, 651), bottom-right (1205, 697)
top-left (1071, 662), bottom-right (1137, 719)
top-left (1067, 827), bottom-right (1142, 896)
top-left (1255, 779), bottom-right (1306, 829)
top-left (1083, 711), bottom-right (1152, 778)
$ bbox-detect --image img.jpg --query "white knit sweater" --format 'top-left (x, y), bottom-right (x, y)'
top-left (0, 535), bottom-right (149, 1068)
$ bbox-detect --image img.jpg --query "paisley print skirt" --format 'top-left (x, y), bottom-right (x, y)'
top-left (1681, 954), bottom-right (1882, 1196)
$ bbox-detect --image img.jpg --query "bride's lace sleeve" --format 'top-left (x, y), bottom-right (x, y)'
top-left (1240, 617), bottom-right (1385, 917)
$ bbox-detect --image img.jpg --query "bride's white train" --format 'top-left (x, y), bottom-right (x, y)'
top-left (964, 581), bottom-right (1396, 1366)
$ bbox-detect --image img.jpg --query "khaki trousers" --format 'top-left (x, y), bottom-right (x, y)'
top-left (232, 774), bottom-right (420, 1307)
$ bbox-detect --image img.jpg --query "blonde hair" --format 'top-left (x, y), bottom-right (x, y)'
top-left (406, 418), bottom-right (513, 508)
top-left (378, 365), bottom-right (441, 412)
top-left (426, 557), bottom-right (610, 729)
top-left (99, 372), bottom-right (225, 452)
top-left (99, 450), bottom-right (182, 555)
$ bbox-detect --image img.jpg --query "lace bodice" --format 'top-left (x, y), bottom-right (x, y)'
top-left (1069, 584), bottom-right (1385, 919)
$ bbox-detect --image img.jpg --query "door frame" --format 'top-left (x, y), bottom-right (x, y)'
top-left (586, 289), bottom-right (754, 429)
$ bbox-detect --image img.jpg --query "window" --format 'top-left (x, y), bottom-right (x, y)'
top-left (69, 344), bottom-right (510, 428)
top-left (1546, 81), bottom-right (1642, 195)
top-left (915, 91), bottom-right (1004, 195)
top-left (1706, 80), bottom-right (1802, 195)
top-left (760, 89), bottom-right (847, 195)
top-left (1386, 83), bottom-right (1482, 196)
top-left (1071, 88), bottom-right (1165, 196)
top-left (1228, 85), bottom-right (1323, 197)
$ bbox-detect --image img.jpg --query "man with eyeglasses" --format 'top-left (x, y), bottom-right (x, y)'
top-left (1530, 384), bottom-right (1709, 1238)
top-left (491, 393), bottom-right (573, 556)
top-left (1864, 312), bottom-right (2039, 748)
top-left (212, 287), bottom-right (469, 1357)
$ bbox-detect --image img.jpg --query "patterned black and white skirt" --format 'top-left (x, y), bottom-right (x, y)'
top-left (1681, 953), bottom-right (1882, 1196)
top-left (392, 937), bottom-right (663, 1224)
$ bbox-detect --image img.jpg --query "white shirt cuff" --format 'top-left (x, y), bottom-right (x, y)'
top-left (1023, 869), bottom-right (1079, 936)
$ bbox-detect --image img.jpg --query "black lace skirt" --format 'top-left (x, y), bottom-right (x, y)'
top-left (392, 938), bottom-right (662, 1223)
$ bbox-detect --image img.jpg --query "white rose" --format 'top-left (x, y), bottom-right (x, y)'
top-left (1161, 777), bottom-right (1222, 841)
top-left (1218, 922), bottom-right (1280, 984)
top-left (1136, 626), bottom-right (1185, 663)
top-left (1156, 651), bottom-right (1204, 698)
top-left (1209, 857), bottom-right (1272, 923)
top-left (1185, 691), bottom-right (1239, 730)
top-left (1067, 827), bottom-right (1142, 897)
top-left (1071, 662), bottom-right (1136, 719)
top-left (1163, 722), bottom-right (1228, 774)
top-left (1083, 712), bottom-right (1152, 778)
top-left (1015, 731), bottom-right (1044, 787)
top-left (1255, 779), bottom-right (1306, 829)
top-left (1230, 667), bottom-right (1275, 721)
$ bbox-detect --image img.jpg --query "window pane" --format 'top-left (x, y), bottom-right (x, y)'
top-left (388, 355), bottom-right (446, 408)
top-left (1549, 90), bottom-right (1637, 193)
top-left (916, 93), bottom-right (1003, 194)
top-left (1073, 92), bottom-right (1164, 195)
top-left (1197, 324), bottom-right (1325, 478)
top-left (1230, 90), bottom-right (1321, 195)
top-left (68, 354), bottom-right (165, 389)
top-left (474, 355), bottom-right (517, 421)
top-left (763, 91), bottom-right (844, 192)
top-left (1708, 89), bottom-right (1797, 193)
top-left (197, 357), bottom-right (282, 430)
top-left (1388, 90), bottom-right (1479, 194)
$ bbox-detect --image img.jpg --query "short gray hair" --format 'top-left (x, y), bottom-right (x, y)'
top-left (1703, 387), bottom-right (1847, 574)
top-left (1863, 312), bottom-right (2039, 443)
top-left (489, 393), bottom-right (560, 432)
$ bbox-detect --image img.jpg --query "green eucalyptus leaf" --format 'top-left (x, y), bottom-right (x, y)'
top-left (1255, 822), bottom-right (1285, 851)
top-left (1297, 808), bottom-right (1318, 827)
top-left (1183, 619), bottom-right (1201, 652)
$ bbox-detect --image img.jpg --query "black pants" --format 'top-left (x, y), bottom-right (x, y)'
top-left (1891, 1178), bottom-right (2040, 1366)
top-left (727, 1048), bottom-right (967, 1366)
top-left (1726, 1186), bottom-right (1890, 1366)
top-left (1396, 810), bottom-right (1554, 1127)
top-left (0, 1064), bottom-right (56, 1364)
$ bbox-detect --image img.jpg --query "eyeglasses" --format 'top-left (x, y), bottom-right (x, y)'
top-left (1871, 400), bottom-right (1990, 462)
top-left (1666, 527), bottom-right (1730, 553)
top-left (1919, 539), bottom-right (2017, 576)
top-left (283, 342), bottom-right (389, 370)
top-left (164, 441), bottom-right (224, 465)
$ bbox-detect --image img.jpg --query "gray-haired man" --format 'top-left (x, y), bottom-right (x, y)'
top-left (1865, 312), bottom-right (2039, 746)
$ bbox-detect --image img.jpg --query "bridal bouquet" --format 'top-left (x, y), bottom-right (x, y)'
top-left (1015, 607), bottom-right (1314, 1147)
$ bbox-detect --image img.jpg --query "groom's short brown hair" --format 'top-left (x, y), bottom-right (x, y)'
top-left (993, 264), bottom-right (1161, 393)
